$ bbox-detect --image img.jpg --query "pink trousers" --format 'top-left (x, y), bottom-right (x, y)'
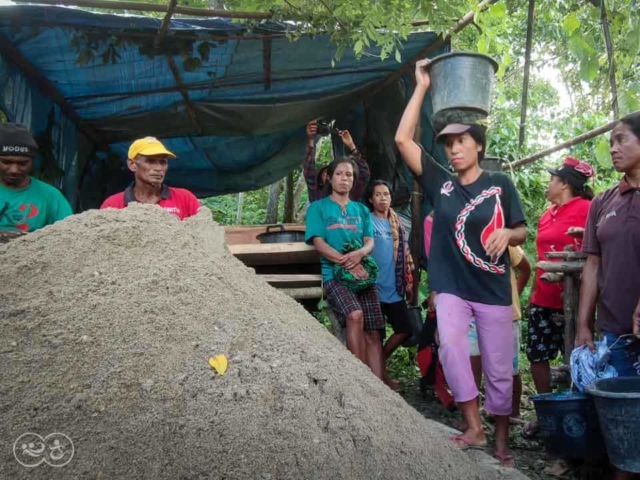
top-left (435, 293), bottom-right (514, 416)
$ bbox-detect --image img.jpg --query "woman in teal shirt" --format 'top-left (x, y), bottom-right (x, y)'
top-left (305, 158), bottom-right (385, 379)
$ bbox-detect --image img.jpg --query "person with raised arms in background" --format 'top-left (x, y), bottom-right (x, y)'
top-left (395, 59), bottom-right (527, 468)
top-left (303, 120), bottom-right (370, 202)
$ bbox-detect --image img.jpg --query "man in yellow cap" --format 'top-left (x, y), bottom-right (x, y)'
top-left (101, 137), bottom-right (201, 220)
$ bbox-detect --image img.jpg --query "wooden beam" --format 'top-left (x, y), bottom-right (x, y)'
top-left (279, 287), bottom-right (323, 300)
top-left (536, 260), bottom-right (585, 273)
top-left (227, 242), bottom-right (319, 267)
top-left (540, 272), bottom-right (564, 284)
top-left (368, 0), bottom-right (498, 98)
top-left (13, 0), bottom-right (273, 19)
top-left (165, 54), bottom-right (203, 135)
top-left (259, 274), bottom-right (322, 288)
top-left (545, 251), bottom-right (587, 260)
top-left (518, 0), bottom-right (535, 149)
top-left (154, 0), bottom-right (178, 50)
top-left (0, 32), bottom-right (107, 150)
top-left (512, 111), bottom-right (640, 169)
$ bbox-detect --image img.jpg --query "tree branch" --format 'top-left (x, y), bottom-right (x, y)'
top-left (317, 0), bottom-right (348, 32)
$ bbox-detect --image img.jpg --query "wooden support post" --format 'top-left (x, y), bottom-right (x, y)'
top-left (262, 37), bottom-right (272, 91)
top-left (562, 274), bottom-right (579, 364)
top-left (154, 0), bottom-right (178, 50)
top-left (165, 54), bottom-right (203, 135)
top-left (410, 181), bottom-right (422, 306)
top-left (284, 171), bottom-right (295, 223)
top-left (410, 102), bottom-right (423, 306)
top-left (518, 0), bottom-right (536, 149)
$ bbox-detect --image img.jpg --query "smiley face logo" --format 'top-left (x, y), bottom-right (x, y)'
top-left (13, 432), bottom-right (74, 468)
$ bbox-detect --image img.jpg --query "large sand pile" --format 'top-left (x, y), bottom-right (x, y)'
top-left (0, 204), bottom-right (501, 479)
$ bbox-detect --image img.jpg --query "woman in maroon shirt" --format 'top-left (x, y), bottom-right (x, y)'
top-left (522, 156), bottom-right (594, 438)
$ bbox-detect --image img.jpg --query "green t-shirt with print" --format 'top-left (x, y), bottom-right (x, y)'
top-left (0, 177), bottom-right (72, 233)
top-left (305, 196), bottom-right (373, 281)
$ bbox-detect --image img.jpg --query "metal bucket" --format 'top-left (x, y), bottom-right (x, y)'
top-left (427, 52), bottom-right (499, 117)
top-left (256, 224), bottom-right (306, 244)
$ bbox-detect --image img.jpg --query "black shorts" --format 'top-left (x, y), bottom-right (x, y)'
top-left (380, 300), bottom-right (412, 335)
top-left (526, 304), bottom-right (564, 363)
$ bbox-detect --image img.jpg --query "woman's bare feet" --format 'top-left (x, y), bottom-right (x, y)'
top-left (451, 428), bottom-right (487, 450)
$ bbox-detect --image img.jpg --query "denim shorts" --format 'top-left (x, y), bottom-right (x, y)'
top-left (601, 331), bottom-right (640, 377)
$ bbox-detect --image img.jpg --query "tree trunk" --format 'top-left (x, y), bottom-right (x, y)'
top-left (284, 171), bottom-right (295, 223)
top-left (264, 179), bottom-right (284, 224)
top-left (600, 0), bottom-right (619, 118)
top-left (293, 170), bottom-right (307, 220)
top-left (236, 192), bottom-right (245, 224)
top-left (518, 0), bottom-right (536, 150)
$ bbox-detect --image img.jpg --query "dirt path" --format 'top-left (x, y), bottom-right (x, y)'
top-left (400, 380), bottom-right (610, 480)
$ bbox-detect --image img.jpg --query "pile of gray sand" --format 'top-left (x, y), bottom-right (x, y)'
top-left (0, 204), bottom-right (502, 479)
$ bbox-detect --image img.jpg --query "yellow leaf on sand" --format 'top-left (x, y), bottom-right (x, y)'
top-left (208, 355), bottom-right (228, 375)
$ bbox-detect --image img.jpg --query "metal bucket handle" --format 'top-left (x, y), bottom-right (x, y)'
top-left (265, 224), bottom-right (286, 233)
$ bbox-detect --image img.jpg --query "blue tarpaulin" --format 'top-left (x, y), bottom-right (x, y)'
top-left (0, 5), bottom-right (448, 210)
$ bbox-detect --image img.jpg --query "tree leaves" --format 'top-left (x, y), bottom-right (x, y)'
top-left (594, 138), bottom-right (611, 168)
top-left (562, 12), bottom-right (581, 35)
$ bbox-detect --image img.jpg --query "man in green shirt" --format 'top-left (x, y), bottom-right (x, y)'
top-left (0, 123), bottom-right (72, 242)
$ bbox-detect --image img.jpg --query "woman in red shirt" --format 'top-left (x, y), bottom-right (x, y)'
top-left (522, 156), bottom-right (594, 438)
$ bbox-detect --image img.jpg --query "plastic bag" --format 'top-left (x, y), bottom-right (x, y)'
top-left (570, 338), bottom-right (618, 392)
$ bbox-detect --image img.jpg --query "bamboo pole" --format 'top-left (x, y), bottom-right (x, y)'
top-left (165, 54), bottom-right (202, 135)
top-left (154, 0), bottom-right (178, 49)
top-left (518, 0), bottom-right (535, 150)
top-left (512, 110), bottom-right (640, 169)
top-left (13, 0), bottom-right (273, 19)
top-left (600, 0), bottom-right (619, 118)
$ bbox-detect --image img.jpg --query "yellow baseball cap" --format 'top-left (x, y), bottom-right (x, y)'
top-left (128, 137), bottom-right (176, 160)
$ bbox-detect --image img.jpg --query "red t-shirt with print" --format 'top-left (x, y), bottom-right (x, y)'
top-left (531, 197), bottom-right (591, 309)
top-left (101, 184), bottom-right (200, 220)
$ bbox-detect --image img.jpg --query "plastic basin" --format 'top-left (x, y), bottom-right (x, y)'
top-left (587, 377), bottom-right (640, 473)
top-left (532, 391), bottom-right (606, 460)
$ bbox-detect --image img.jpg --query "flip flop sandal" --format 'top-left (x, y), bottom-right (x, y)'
top-left (494, 451), bottom-right (516, 468)
top-left (520, 422), bottom-right (540, 440)
top-left (450, 435), bottom-right (487, 451)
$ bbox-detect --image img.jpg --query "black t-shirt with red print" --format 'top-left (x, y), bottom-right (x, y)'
top-left (417, 149), bottom-right (526, 306)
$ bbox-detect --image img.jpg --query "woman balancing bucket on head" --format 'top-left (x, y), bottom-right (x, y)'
top-left (395, 58), bottom-right (527, 468)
